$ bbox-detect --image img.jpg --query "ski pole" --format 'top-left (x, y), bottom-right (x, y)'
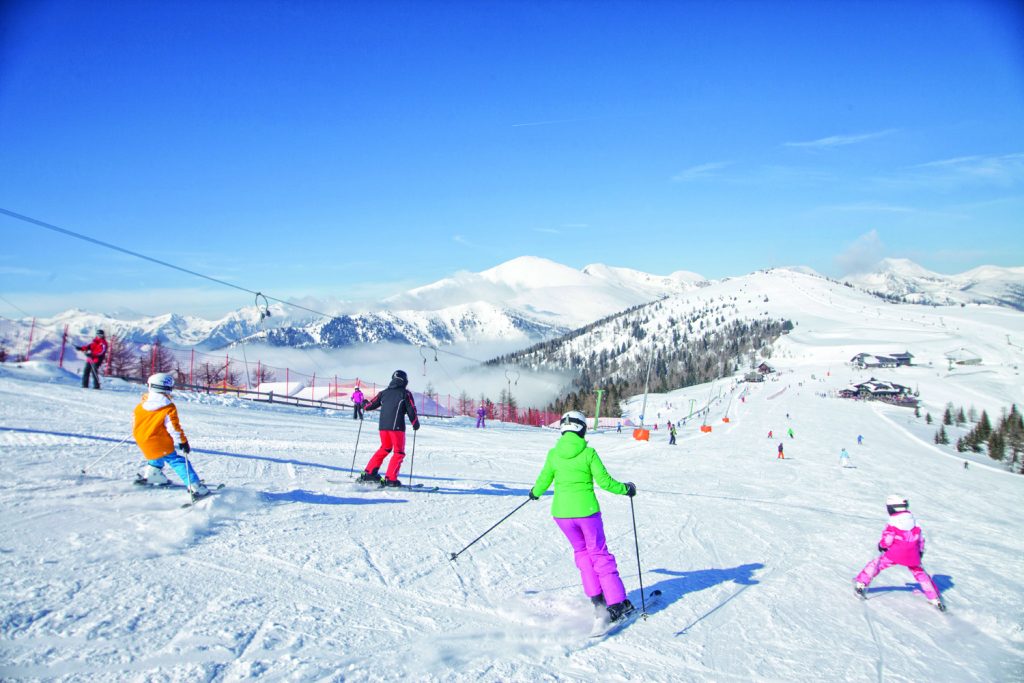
top-left (449, 498), bottom-right (532, 562)
top-left (408, 429), bottom-right (417, 487)
top-left (80, 434), bottom-right (131, 474)
top-left (629, 494), bottom-right (648, 617)
top-left (349, 416), bottom-right (364, 478)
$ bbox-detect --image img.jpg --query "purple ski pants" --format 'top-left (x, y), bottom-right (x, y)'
top-left (554, 512), bottom-right (627, 605)
top-left (856, 554), bottom-right (941, 600)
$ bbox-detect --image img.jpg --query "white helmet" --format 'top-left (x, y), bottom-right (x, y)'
top-left (148, 372), bottom-right (175, 394)
top-left (885, 494), bottom-right (908, 513)
top-left (559, 410), bottom-right (588, 437)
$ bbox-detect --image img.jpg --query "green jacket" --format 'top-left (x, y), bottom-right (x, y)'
top-left (531, 432), bottom-right (627, 518)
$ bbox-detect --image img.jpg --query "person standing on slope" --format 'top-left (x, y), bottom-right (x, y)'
top-left (788, 427), bottom-right (795, 439)
top-left (357, 370), bottom-right (420, 487)
top-left (132, 373), bottom-right (209, 496)
top-left (476, 405), bottom-right (486, 428)
top-left (855, 495), bottom-right (945, 611)
top-left (839, 448), bottom-right (851, 468)
top-left (529, 410), bottom-right (637, 625)
top-left (78, 329), bottom-right (108, 389)
top-left (669, 423), bottom-right (677, 445)
top-left (351, 386), bottom-right (364, 420)
top-left (777, 443), bottom-right (785, 459)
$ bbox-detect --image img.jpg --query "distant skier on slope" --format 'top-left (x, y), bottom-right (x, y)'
top-left (669, 423), bottom-right (677, 445)
top-left (132, 373), bottom-right (209, 496)
top-left (788, 427), bottom-right (795, 439)
top-left (357, 370), bottom-right (420, 487)
top-left (77, 329), bottom-right (108, 390)
top-left (767, 430), bottom-right (773, 439)
top-left (854, 495), bottom-right (945, 611)
top-left (839, 448), bottom-right (851, 467)
top-left (777, 443), bottom-right (785, 459)
top-left (476, 405), bottom-right (486, 428)
top-left (529, 410), bottom-right (637, 626)
top-left (351, 386), bottom-right (364, 420)
top-left (857, 434), bottom-right (864, 446)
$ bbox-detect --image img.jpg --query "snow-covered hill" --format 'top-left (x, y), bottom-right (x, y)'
top-left (846, 258), bottom-right (1024, 311)
top-left (0, 340), bottom-right (1021, 680)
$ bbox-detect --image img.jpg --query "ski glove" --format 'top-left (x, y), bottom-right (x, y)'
top-left (528, 491), bottom-right (540, 500)
top-left (624, 482), bottom-right (637, 497)
top-left (413, 422), bottom-right (420, 431)
top-left (877, 544), bottom-right (886, 553)
top-left (178, 441), bottom-right (191, 454)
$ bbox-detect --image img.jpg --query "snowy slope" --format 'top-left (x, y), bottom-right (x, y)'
top-left (846, 258), bottom-right (1024, 311)
top-left (1, 335), bottom-right (1022, 682)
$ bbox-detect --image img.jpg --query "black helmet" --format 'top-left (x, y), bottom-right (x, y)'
top-left (97, 329), bottom-right (106, 337)
top-left (392, 370), bottom-right (408, 384)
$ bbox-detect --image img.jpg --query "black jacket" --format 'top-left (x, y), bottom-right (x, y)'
top-left (364, 377), bottom-right (420, 432)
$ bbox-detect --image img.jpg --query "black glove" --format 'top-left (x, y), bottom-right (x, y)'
top-left (178, 441), bottom-right (191, 454)
top-left (413, 422), bottom-right (420, 431)
top-left (877, 544), bottom-right (886, 553)
top-left (624, 482), bottom-right (637, 497)
top-left (528, 490), bottom-right (540, 500)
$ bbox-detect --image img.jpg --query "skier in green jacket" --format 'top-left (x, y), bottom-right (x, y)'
top-left (530, 410), bottom-right (637, 624)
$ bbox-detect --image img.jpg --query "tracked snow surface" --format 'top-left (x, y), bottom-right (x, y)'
top-left (2, 274), bottom-right (1023, 682)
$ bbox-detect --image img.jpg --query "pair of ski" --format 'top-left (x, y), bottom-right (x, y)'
top-left (853, 581), bottom-right (946, 612)
top-left (589, 589), bottom-right (662, 638)
top-left (133, 478), bottom-right (225, 507)
top-left (340, 478), bottom-right (439, 492)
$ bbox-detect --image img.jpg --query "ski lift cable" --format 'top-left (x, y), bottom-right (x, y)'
top-left (3, 207), bottom-right (489, 369)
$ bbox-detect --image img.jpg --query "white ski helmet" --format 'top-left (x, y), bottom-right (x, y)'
top-left (885, 494), bottom-right (908, 513)
top-left (559, 410), bottom-right (588, 437)
top-left (148, 372), bottom-right (175, 394)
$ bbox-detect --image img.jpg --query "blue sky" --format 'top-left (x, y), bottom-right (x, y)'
top-left (1, 0), bottom-right (1022, 318)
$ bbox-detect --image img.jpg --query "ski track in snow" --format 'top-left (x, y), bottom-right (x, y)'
top-left (3, 299), bottom-right (1024, 682)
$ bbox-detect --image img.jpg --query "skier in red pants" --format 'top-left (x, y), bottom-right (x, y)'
top-left (357, 370), bottom-right (420, 487)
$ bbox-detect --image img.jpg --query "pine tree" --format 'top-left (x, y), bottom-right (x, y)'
top-left (978, 410), bottom-right (993, 440)
top-left (925, 412), bottom-right (933, 425)
top-left (942, 404), bottom-right (954, 426)
top-left (914, 405), bottom-right (921, 418)
top-left (935, 425), bottom-right (950, 445)
top-left (987, 431), bottom-right (1005, 461)
top-left (955, 407), bottom-right (966, 425)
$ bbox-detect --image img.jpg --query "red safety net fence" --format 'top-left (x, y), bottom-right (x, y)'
top-left (0, 317), bottom-right (561, 426)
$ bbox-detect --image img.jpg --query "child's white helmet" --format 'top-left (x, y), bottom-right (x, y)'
top-left (559, 410), bottom-right (588, 437)
top-left (148, 372), bottom-right (175, 394)
top-left (885, 494), bottom-right (908, 514)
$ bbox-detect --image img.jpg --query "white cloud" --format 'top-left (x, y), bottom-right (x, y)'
top-left (785, 129), bottom-right (897, 149)
top-left (671, 161), bottom-right (733, 182)
top-left (834, 229), bottom-right (886, 276)
top-left (912, 153), bottom-right (1024, 184)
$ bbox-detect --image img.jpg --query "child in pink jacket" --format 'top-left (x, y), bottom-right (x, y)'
top-left (854, 495), bottom-right (945, 611)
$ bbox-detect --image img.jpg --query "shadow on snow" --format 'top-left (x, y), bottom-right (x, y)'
top-left (865, 574), bottom-right (954, 596)
top-left (629, 563), bottom-right (766, 636)
top-left (262, 489), bottom-right (406, 506)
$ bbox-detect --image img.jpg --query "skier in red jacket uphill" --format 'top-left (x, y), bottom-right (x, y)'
top-left (78, 329), bottom-right (108, 389)
top-left (357, 370), bottom-right (420, 487)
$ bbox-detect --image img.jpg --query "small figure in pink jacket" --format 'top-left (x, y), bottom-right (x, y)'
top-left (854, 495), bottom-right (945, 611)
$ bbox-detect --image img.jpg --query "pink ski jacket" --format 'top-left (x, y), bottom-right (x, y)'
top-left (878, 511), bottom-right (925, 566)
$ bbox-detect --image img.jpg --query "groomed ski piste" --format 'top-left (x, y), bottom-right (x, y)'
top-left (2, 282), bottom-right (1024, 681)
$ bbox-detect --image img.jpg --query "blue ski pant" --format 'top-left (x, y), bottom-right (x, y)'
top-left (148, 453), bottom-right (200, 486)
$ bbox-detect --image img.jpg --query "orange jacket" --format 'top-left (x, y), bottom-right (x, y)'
top-left (132, 393), bottom-right (188, 460)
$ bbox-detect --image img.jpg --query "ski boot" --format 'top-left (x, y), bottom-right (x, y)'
top-left (136, 464), bottom-right (169, 486)
top-left (381, 478), bottom-right (402, 488)
top-left (854, 582), bottom-right (867, 599)
top-left (606, 599), bottom-right (636, 623)
top-left (929, 598), bottom-right (947, 612)
top-left (188, 482), bottom-right (210, 497)
top-left (356, 470), bottom-right (381, 484)
top-left (590, 593), bottom-right (607, 617)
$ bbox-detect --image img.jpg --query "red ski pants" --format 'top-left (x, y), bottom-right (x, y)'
top-left (363, 430), bottom-right (407, 481)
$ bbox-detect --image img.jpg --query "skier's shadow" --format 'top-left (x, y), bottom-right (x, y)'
top-left (262, 490), bottom-right (406, 506)
top-left (865, 574), bottom-right (954, 596)
top-left (630, 563), bottom-right (765, 634)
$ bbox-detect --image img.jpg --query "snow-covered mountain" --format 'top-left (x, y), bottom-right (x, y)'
top-left (13, 257), bottom-right (705, 352)
top-left (845, 258), bottom-right (1024, 311)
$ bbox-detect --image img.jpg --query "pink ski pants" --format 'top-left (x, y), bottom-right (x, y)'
top-left (856, 554), bottom-right (940, 600)
top-left (554, 512), bottom-right (627, 605)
